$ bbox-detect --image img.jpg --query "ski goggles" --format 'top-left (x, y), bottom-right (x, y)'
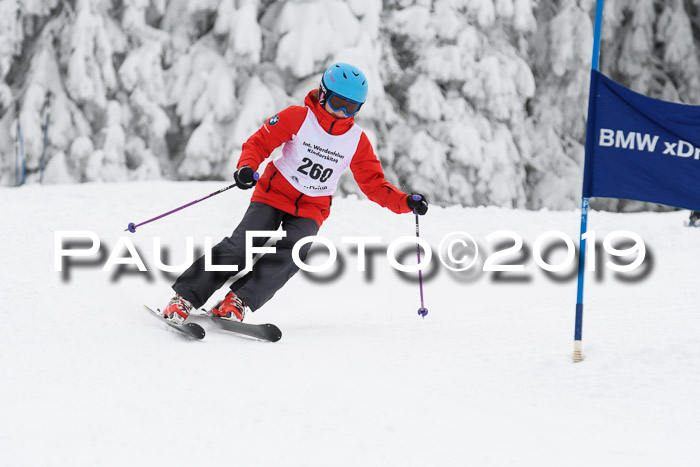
top-left (326, 92), bottom-right (363, 117)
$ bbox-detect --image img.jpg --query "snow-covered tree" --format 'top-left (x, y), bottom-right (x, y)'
top-left (383, 0), bottom-right (537, 207)
top-left (3, 0), bottom-right (700, 213)
top-left (526, 0), bottom-right (593, 209)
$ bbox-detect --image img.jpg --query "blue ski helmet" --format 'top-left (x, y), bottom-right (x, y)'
top-left (319, 63), bottom-right (368, 105)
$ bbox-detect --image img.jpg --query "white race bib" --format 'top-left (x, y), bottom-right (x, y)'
top-left (274, 108), bottom-right (362, 197)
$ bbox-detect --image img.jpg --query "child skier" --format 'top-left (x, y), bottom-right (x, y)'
top-left (161, 63), bottom-right (429, 323)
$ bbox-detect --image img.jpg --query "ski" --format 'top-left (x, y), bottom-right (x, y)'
top-left (206, 311), bottom-right (282, 342)
top-left (143, 305), bottom-right (205, 340)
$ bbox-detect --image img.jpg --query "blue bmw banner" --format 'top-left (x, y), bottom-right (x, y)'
top-left (583, 70), bottom-right (700, 210)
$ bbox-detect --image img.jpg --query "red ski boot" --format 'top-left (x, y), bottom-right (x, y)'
top-left (162, 294), bottom-right (192, 325)
top-left (211, 291), bottom-right (247, 321)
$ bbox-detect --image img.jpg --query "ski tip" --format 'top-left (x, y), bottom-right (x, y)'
top-left (265, 324), bottom-right (282, 342)
top-left (185, 323), bottom-right (206, 339)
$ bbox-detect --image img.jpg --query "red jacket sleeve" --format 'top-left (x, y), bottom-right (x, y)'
top-left (237, 106), bottom-right (308, 170)
top-left (350, 133), bottom-right (411, 214)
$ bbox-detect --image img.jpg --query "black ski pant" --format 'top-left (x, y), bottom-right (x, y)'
top-left (173, 202), bottom-right (320, 311)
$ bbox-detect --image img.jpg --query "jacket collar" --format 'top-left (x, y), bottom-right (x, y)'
top-left (305, 90), bottom-right (356, 135)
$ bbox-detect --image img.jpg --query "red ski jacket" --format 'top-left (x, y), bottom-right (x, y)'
top-left (237, 90), bottom-right (411, 226)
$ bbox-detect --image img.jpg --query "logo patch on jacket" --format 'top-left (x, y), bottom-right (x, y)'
top-left (268, 115), bottom-right (279, 125)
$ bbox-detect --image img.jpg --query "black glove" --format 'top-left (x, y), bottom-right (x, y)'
top-left (406, 193), bottom-right (428, 215)
top-left (234, 166), bottom-right (258, 190)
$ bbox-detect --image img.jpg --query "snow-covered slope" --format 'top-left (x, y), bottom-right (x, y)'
top-left (2, 182), bottom-right (699, 466)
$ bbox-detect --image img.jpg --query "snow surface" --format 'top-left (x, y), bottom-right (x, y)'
top-left (2, 181), bottom-right (700, 466)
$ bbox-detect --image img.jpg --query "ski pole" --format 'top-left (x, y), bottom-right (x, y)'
top-left (124, 173), bottom-right (259, 233)
top-left (412, 195), bottom-right (428, 318)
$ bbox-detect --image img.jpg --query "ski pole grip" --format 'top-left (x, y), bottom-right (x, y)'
top-left (233, 170), bottom-right (260, 188)
top-left (411, 195), bottom-right (423, 215)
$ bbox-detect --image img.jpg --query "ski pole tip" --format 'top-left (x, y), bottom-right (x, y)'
top-left (126, 222), bottom-right (137, 233)
top-left (417, 307), bottom-right (428, 318)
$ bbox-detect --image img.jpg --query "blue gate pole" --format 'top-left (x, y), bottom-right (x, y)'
top-left (574, 0), bottom-right (605, 363)
top-left (574, 197), bottom-right (589, 362)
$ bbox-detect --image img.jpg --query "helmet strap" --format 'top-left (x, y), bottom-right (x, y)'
top-left (319, 78), bottom-right (329, 106)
